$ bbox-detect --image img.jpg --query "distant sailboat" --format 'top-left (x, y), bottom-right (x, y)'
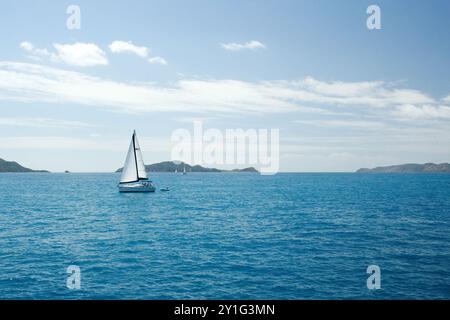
top-left (118, 130), bottom-right (155, 192)
top-left (183, 166), bottom-right (187, 175)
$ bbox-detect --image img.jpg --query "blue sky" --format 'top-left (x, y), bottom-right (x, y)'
top-left (0, 0), bottom-right (449, 172)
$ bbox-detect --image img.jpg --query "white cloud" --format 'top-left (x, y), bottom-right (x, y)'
top-left (148, 56), bottom-right (168, 65)
top-left (109, 40), bottom-right (149, 58)
top-left (108, 40), bottom-right (167, 65)
top-left (221, 40), bottom-right (266, 51)
top-left (20, 41), bottom-right (55, 61)
top-left (20, 41), bottom-right (34, 52)
top-left (20, 41), bottom-right (108, 67)
top-left (53, 43), bottom-right (108, 67)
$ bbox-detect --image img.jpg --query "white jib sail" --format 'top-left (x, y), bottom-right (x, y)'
top-left (133, 133), bottom-right (148, 180)
top-left (120, 136), bottom-right (138, 183)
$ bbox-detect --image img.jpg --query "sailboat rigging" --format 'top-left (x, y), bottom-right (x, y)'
top-left (118, 130), bottom-right (155, 192)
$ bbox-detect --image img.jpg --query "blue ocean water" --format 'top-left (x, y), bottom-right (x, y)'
top-left (0, 172), bottom-right (449, 299)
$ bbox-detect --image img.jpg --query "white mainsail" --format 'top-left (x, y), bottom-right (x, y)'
top-left (133, 133), bottom-right (148, 180)
top-left (120, 131), bottom-right (148, 183)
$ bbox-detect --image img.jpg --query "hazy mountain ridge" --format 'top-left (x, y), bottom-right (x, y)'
top-left (0, 158), bottom-right (49, 173)
top-left (116, 161), bottom-right (258, 173)
top-left (357, 163), bottom-right (450, 173)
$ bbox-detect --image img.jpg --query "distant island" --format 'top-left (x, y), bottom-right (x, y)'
top-left (116, 161), bottom-right (258, 173)
top-left (0, 158), bottom-right (48, 173)
top-left (356, 163), bottom-right (450, 173)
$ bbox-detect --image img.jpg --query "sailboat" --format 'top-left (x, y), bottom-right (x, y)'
top-left (182, 166), bottom-right (187, 175)
top-left (118, 130), bottom-right (155, 192)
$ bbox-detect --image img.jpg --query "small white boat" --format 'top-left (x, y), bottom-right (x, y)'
top-left (160, 187), bottom-right (170, 192)
top-left (118, 130), bottom-right (155, 193)
top-left (182, 166), bottom-right (187, 175)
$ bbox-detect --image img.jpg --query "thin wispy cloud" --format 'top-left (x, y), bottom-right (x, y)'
top-left (294, 76), bottom-right (435, 107)
top-left (0, 61), bottom-right (448, 121)
top-left (148, 56), bottom-right (167, 65)
top-left (293, 119), bottom-right (386, 129)
top-left (108, 40), bottom-right (167, 65)
top-left (220, 40), bottom-right (266, 51)
top-left (0, 61), bottom-right (296, 114)
top-left (0, 117), bottom-right (98, 128)
top-left (0, 136), bottom-right (169, 153)
top-left (393, 104), bottom-right (450, 120)
top-left (174, 116), bottom-right (217, 123)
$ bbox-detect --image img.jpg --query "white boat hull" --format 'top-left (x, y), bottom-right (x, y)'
top-left (118, 181), bottom-right (156, 193)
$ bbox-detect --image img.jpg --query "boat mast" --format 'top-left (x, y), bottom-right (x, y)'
top-left (132, 130), bottom-right (139, 181)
